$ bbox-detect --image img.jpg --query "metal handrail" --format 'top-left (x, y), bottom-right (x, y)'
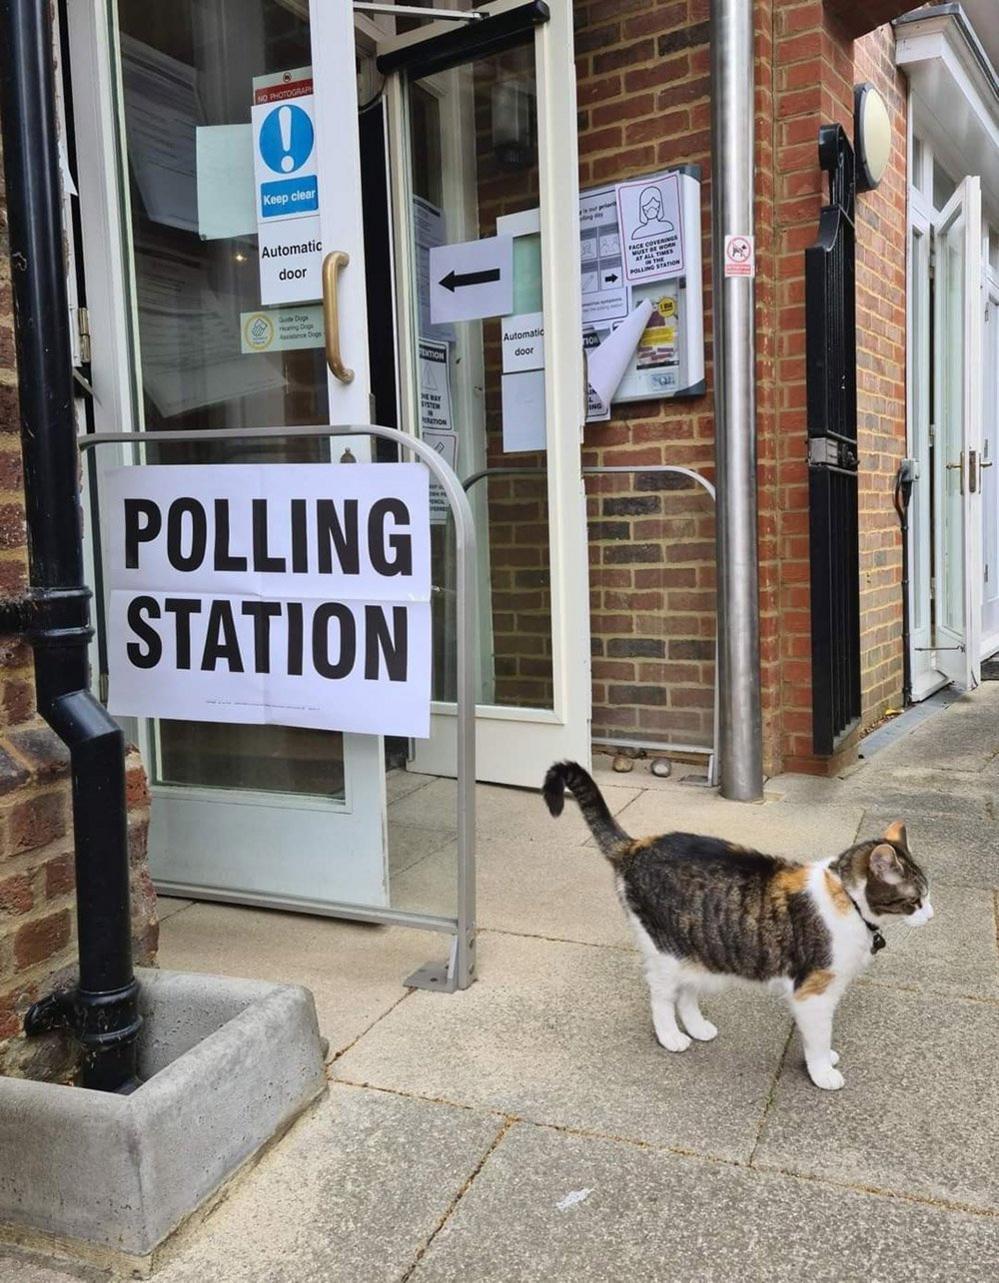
top-left (460, 464), bottom-right (719, 786)
top-left (79, 423), bottom-right (478, 993)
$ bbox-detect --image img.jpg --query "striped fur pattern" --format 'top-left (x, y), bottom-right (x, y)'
top-left (543, 761), bottom-right (932, 1090)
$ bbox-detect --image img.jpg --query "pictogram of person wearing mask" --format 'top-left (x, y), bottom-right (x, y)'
top-left (631, 185), bottom-right (675, 240)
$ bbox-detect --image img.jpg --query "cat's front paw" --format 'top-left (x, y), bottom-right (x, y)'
top-left (656, 1031), bottom-right (692, 1053)
top-left (807, 1063), bottom-right (845, 1091)
top-left (684, 1018), bottom-right (718, 1042)
top-left (829, 1049), bottom-right (840, 1066)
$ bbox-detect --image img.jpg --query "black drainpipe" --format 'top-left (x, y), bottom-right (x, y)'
top-left (0, 0), bottom-right (140, 1091)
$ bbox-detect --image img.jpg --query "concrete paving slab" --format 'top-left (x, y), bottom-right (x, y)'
top-left (885, 692), bottom-right (999, 773)
top-left (409, 1123), bottom-right (999, 1283)
top-left (840, 769), bottom-right (991, 819)
top-left (151, 1084), bottom-right (502, 1283)
top-left (385, 768), bottom-right (434, 803)
top-left (858, 810), bottom-right (998, 889)
top-left (863, 882), bottom-right (998, 1001)
top-left (387, 820), bottom-right (455, 876)
top-left (0, 1247), bottom-right (102, 1282)
top-left (756, 984), bottom-right (999, 1212)
top-left (156, 896), bottom-right (193, 922)
top-left (608, 788), bottom-right (866, 860)
top-left (334, 932), bottom-right (789, 1162)
top-left (387, 776), bottom-right (642, 845)
top-left (390, 833), bottom-right (635, 948)
top-left (157, 903), bottom-right (442, 1058)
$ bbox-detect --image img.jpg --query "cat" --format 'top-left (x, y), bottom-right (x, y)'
top-left (543, 760), bottom-right (932, 1091)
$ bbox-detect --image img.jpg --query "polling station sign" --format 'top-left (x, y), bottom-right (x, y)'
top-left (104, 465), bottom-right (432, 738)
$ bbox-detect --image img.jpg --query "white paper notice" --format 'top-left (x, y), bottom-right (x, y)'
top-left (586, 300), bottom-right (654, 407)
top-left (251, 70), bottom-right (321, 305)
top-left (616, 173), bottom-right (685, 283)
top-left (501, 370), bottom-right (546, 453)
top-left (196, 125), bottom-right (256, 240)
top-left (104, 464), bottom-right (432, 739)
top-left (502, 312), bottom-right (545, 373)
top-left (579, 187), bottom-right (628, 326)
top-left (429, 235), bottom-right (513, 324)
top-left (418, 339), bottom-right (453, 432)
top-left (422, 429), bottom-right (459, 525)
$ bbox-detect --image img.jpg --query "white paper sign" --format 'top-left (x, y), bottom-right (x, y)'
top-left (586, 300), bottom-right (654, 406)
top-left (418, 339), bottom-right (453, 432)
top-left (501, 370), bottom-right (546, 453)
top-left (422, 429), bottom-right (459, 525)
top-left (616, 173), bottom-right (685, 283)
top-left (105, 464), bottom-right (432, 738)
top-left (502, 312), bottom-right (545, 373)
top-left (579, 188), bottom-right (628, 325)
top-left (429, 235), bottom-right (513, 324)
top-left (252, 69), bottom-right (322, 305)
top-left (724, 234), bottom-right (755, 277)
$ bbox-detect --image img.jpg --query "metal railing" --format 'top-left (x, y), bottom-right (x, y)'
top-left (461, 464), bottom-right (719, 786)
top-left (80, 424), bottom-right (478, 993)
top-left (806, 123), bottom-right (862, 755)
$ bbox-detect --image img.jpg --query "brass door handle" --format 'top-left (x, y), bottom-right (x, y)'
top-left (322, 251), bottom-right (354, 384)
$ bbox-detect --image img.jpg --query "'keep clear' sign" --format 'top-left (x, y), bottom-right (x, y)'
top-left (105, 465), bottom-right (431, 739)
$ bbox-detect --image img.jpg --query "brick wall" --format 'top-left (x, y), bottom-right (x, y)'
top-left (0, 119), bottom-right (158, 1082)
top-left (573, 0), bottom-right (907, 773)
top-left (575, 0), bottom-right (718, 753)
top-left (761, 3), bottom-right (907, 773)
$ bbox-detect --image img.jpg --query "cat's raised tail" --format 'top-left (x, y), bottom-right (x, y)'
top-left (543, 760), bottom-right (631, 859)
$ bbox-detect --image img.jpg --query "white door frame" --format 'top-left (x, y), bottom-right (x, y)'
top-left (982, 267), bottom-right (999, 658)
top-left (381, 0), bottom-right (591, 788)
top-left (66, 0), bottom-right (390, 912)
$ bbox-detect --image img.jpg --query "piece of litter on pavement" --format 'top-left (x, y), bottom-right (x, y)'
top-left (555, 1188), bottom-right (594, 1212)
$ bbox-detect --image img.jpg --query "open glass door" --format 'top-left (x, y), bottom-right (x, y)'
top-left (981, 267), bottom-right (999, 659)
top-left (70, 0), bottom-right (389, 910)
top-left (932, 177), bottom-right (982, 689)
top-left (381, 0), bottom-right (590, 789)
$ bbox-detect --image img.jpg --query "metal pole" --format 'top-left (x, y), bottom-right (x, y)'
top-left (710, 0), bottom-right (764, 800)
top-left (0, 0), bottom-right (140, 1088)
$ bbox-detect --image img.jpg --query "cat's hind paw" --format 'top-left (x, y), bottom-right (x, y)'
top-left (808, 1064), bottom-right (844, 1091)
top-left (829, 1049), bottom-right (840, 1066)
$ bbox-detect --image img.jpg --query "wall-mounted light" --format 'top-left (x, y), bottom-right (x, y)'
top-left (854, 83), bottom-right (891, 192)
top-left (491, 77), bottom-right (535, 170)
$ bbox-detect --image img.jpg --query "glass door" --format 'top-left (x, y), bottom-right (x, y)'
top-left (931, 177), bottom-right (983, 689)
top-left (69, 0), bottom-right (389, 910)
top-left (982, 271), bottom-right (999, 658)
top-left (382, 0), bottom-right (591, 789)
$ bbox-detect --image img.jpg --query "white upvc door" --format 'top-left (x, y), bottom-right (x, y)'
top-left (382, 0), bottom-right (591, 790)
top-left (981, 271), bottom-right (999, 659)
top-left (931, 177), bottom-right (983, 689)
top-left (68, 0), bottom-right (389, 912)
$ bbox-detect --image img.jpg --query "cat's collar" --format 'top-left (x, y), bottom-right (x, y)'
top-left (845, 891), bottom-right (886, 953)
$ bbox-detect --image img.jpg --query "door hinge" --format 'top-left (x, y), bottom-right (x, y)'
top-left (76, 305), bottom-right (91, 364)
top-left (986, 563), bottom-right (990, 584)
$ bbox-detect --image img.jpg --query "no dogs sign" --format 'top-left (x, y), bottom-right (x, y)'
top-left (104, 464), bottom-right (432, 738)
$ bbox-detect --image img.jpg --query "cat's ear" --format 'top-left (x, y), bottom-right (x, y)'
top-left (882, 819), bottom-right (908, 848)
top-left (869, 842), bottom-right (905, 884)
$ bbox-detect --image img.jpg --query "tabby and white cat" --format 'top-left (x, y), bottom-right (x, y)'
top-left (543, 761), bottom-right (932, 1090)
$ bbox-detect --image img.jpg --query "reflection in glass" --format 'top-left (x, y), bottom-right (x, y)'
top-left (115, 0), bottom-right (344, 799)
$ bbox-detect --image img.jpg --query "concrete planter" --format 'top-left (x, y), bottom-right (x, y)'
top-left (0, 968), bottom-right (326, 1265)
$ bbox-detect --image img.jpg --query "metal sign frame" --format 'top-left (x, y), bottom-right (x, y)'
top-left (79, 423), bottom-right (478, 993)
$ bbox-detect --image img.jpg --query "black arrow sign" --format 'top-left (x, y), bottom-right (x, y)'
top-left (604, 272), bottom-right (619, 283)
top-left (439, 267), bottom-right (501, 293)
